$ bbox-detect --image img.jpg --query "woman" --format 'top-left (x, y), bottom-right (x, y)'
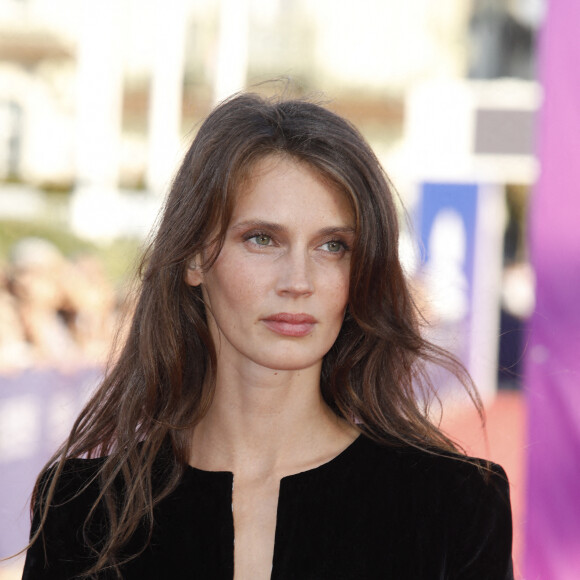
top-left (23, 93), bottom-right (513, 579)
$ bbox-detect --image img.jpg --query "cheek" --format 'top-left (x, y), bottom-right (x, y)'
top-left (316, 283), bottom-right (349, 335)
top-left (326, 267), bottom-right (350, 309)
top-left (204, 259), bottom-right (264, 314)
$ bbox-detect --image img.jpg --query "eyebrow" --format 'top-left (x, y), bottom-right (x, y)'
top-left (230, 220), bottom-right (356, 237)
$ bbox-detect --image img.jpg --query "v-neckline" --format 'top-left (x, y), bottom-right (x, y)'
top-left (184, 434), bottom-right (366, 579)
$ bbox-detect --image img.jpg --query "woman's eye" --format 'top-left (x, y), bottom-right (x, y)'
top-left (249, 234), bottom-right (271, 246)
top-left (321, 240), bottom-right (345, 253)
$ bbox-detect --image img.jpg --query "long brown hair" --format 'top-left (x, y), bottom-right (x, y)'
top-left (31, 92), bottom-right (482, 576)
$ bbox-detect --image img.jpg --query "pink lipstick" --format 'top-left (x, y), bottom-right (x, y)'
top-left (262, 313), bottom-right (317, 337)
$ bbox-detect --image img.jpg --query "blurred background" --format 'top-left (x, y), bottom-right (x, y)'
top-left (2, 0), bottom-right (579, 578)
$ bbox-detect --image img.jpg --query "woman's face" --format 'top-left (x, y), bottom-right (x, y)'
top-left (185, 155), bottom-right (355, 375)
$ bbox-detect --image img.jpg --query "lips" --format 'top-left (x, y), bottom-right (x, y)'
top-left (262, 313), bottom-right (317, 337)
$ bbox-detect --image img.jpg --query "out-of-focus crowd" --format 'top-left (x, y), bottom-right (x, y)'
top-left (0, 238), bottom-right (121, 372)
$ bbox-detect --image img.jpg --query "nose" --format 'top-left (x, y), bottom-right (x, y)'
top-left (276, 249), bottom-right (314, 297)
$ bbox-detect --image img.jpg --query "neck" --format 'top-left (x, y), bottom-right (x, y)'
top-left (189, 361), bottom-right (357, 478)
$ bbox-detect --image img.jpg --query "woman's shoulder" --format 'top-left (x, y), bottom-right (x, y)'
top-left (355, 433), bottom-right (510, 502)
top-left (39, 455), bottom-right (106, 504)
top-left (24, 457), bottom-right (110, 579)
top-left (352, 435), bottom-right (513, 577)
top-left (359, 431), bottom-right (504, 471)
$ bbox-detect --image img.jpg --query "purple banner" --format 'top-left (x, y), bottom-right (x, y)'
top-left (525, 1), bottom-right (580, 578)
top-left (0, 368), bottom-right (102, 559)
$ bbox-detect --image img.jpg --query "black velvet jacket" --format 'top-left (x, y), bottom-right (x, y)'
top-left (23, 434), bottom-right (513, 579)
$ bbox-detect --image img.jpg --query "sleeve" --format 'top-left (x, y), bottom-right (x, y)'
top-left (22, 460), bottom-right (106, 580)
top-left (447, 462), bottom-right (514, 580)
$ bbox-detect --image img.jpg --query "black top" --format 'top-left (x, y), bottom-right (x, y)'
top-left (23, 434), bottom-right (513, 579)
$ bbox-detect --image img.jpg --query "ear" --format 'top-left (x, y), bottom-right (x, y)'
top-left (184, 258), bottom-right (203, 287)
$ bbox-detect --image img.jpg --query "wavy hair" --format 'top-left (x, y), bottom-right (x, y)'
top-left (30, 92), bottom-right (482, 577)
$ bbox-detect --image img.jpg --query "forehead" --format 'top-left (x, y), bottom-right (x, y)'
top-left (232, 155), bottom-right (354, 225)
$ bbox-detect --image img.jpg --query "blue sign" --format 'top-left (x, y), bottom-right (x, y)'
top-left (416, 182), bottom-right (479, 378)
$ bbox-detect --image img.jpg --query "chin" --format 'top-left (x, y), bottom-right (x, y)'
top-left (258, 352), bottom-right (325, 373)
